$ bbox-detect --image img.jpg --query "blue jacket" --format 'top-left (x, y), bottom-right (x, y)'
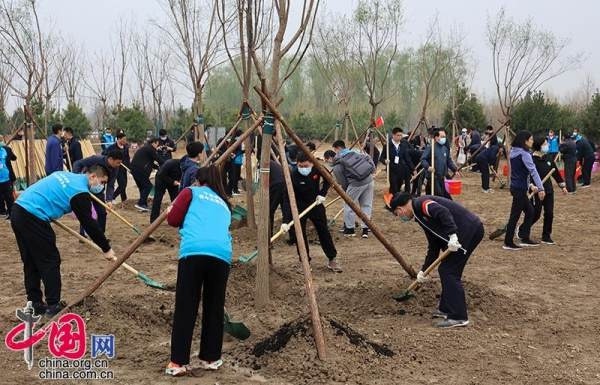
top-left (232, 148), bottom-right (244, 165)
top-left (16, 171), bottom-right (90, 221)
top-left (0, 146), bottom-right (13, 183)
top-left (547, 135), bottom-right (559, 153)
top-left (179, 186), bottom-right (232, 263)
top-left (101, 133), bottom-right (115, 151)
top-left (72, 155), bottom-right (117, 201)
top-left (420, 142), bottom-right (457, 178)
top-left (179, 155), bottom-right (199, 190)
top-left (475, 144), bottom-right (499, 165)
top-left (45, 135), bottom-right (64, 175)
top-left (509, 147), bottom-right (544, 192)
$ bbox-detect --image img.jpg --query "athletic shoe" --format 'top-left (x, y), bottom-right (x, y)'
top-left (4, 214), bottom-right (10, 221)
top-left (361, 228), bottom-right (369, 238)
top-left (45, 301), bottom-right (67, 317)
top-left (502, 243), bottom-right (522, 250)
top-left (343, 228), bottom-right (356, 237)
top-left (232, 191), bottom-right (241, 196)
top-left (327, 258), bottom-right (343, 273)
top-left (581, 184), bottom-right (591, 189)
top-left (436, 319), bottom-right (469, 328)
top-left (135, 204), bottom-right (149, 212)
top-left (165, 362), bottom-right (189, 376)
top-left (541, 237), bottom-right (555, 245)
top-left (482, 189), bottom-right (493, 193)
top-left (198, 359), bottom-right (223, 370)
top-left (32, 302), bottom-right (47, 317)
top-left (518, 238), bottom-right (540, 247)
top-left (431, 309), bottom-right (448, 319)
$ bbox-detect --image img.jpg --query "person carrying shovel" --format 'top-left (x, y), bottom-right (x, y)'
top-left (165, 165), bottom-right (232, 376)
top-left (387, 192), bottom-right (484, 328)
top-left (10, 166), bottom-right (115, 317)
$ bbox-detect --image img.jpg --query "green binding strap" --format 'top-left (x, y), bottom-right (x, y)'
top-left (263, 113), bottom-right (275, 135)
top-left (241, 104), bottom-right (252, 120)
top-left (194, 114), bottom-right (204, 124)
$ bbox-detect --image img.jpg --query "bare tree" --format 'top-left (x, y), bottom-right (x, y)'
top-left (112, 19), bottom-right (131, 112)
top-left (0, 60), bottom-right (12, 115)
top-left (86, 51), bottom-right (113, 130)
top-left (351, 0), bottom-right (403, 122)
top-left (60, 44), bottom-right (85, 106)
top-left (132, 42), bottom-right (149, 113)
top-left (0, 0), bottom-right (46, 113)
top-left (40, 35), bottom-right (67, 130)
top-left (487, 7), bottom-right (581, 122)
top-left (157, 0), bottom-right (223, 141)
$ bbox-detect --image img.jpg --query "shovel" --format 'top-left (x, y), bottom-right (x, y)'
top-left (488, 168), bottom-right (556, 240)
top-left (52, 219), bottom-right (167, 290)
top-left (488, 166), bottom-right (506, 188)
top-left (238, 196), bottom-right (341, 263)
top-left (392, 249), bottom-right (452, 302)
top-left (327, 207), bottom-right (344, 227)
top-left (223, 309), bottom-right (250, 340)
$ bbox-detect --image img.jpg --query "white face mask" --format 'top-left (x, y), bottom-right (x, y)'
top-left (298, 167), bottom-right (312, 176)
top-left (437, 137), bottom-right (447, 146)
top-left (160, 136), bottom-right (167, 140)
top-left (541, 144), bottom-right (549, 153)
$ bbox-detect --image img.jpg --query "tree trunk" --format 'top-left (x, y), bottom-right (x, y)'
top-left (244, 118), bottom-right (256, 229)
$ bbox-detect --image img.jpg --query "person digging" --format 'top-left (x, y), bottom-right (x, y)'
top-left (386, 192), bottom-right (484, 328)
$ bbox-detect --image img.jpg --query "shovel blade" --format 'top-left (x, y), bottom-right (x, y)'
top-left (392, 290), bottom-right (414, 302)
top-left (238, 250), bottom-right (258, 263)
top-left (224, 313), bottom-right (251, 340)
top-left (137, 271), bottom-right (168, 290)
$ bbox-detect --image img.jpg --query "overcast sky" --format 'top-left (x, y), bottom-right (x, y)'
top-left (29, 0), bottom-right (600, 110)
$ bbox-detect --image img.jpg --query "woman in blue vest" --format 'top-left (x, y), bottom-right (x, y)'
top-left (503, 131), bottom-right (545, 250)
top-left (165, 165), bottom-right (232, 376)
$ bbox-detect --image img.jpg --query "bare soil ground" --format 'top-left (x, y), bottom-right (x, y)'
top-left (1, 167), bottom-right (599, 385)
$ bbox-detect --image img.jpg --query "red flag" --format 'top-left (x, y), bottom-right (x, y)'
top-left (374, 116), bottom-right (384, 128)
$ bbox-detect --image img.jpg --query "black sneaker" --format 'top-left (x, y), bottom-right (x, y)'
top-left (343, 228), bottom-right (355, 237)
top-left (45, 301), bottom-right (67, 317)
top-left (541, 237), bottom-right (555, 245)
top-left (32, 302), bottom-right (47, 317)
top-left (518, 238), bottom-right (539, 247)
top-left (361, 228), bottom-right (369, 238)
top-left (502, 243), bottom-right (522, 250)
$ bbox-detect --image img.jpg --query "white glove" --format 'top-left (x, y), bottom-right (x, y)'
top-left (416, 270), bottom-right (429, 283)
top-left (448, 234), bottom-right (461, 252)
top-left (316, 195), bottom-right (327, 205)
top-left (280, 223), bottom-right (290, 233)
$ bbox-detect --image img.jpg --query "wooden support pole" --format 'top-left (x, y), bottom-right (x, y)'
top-left (46, 209), bottom-right (169, 324)
top-left (25, 122), bottom-right (36, 186)
top-left (244, 117), bottom-right (256, 229)
top-left (430, 136), bottom-right (435, 195)
top-left (255, 86), bottom-right (417, 278)
top-left (201, 117), bottom-right (244, 166)
top-left (206, 117), bottom-right (263, 168)
top-left (274, 121), bottom-right (327, 360)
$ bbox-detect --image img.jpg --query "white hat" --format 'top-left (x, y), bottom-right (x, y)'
top-left (461, 128), bottom-right (467, 133)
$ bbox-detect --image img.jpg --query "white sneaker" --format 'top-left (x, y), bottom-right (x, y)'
top-left (199, 359), bottom-right (223, 370)
top-left (134, 204), bottom-right (149, 212)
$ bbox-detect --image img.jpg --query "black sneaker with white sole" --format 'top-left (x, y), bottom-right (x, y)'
top-left (518, 238), bottom-right (539, 247)
top-left (502, 243), bottom-right (522, 250)
top-left (361, 228), bottom-right (369, 238)
top-left (343, 228), bottom-right (356, 237)
top-left (541, 237), bottom-right (555, 245)
top-left (431, 309), bottom-right (448, 319)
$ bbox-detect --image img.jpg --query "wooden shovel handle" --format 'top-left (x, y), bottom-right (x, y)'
top-left (527, 168), bottom-right (555, 199)
top-left (405, 249), bottom-right (453, 292)
top-left (88, 193), bottom-right (140, 233)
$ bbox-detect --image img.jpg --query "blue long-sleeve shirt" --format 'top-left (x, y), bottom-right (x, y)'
top-left (509, 147), bottom-right (544, 192)
top-left (72, 155), bottom-right (118, 201)
top-left (45, 135), bottom-right (64, 175)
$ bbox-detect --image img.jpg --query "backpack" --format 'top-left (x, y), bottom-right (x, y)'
top-left (339, 151), bottom-right (375, 180)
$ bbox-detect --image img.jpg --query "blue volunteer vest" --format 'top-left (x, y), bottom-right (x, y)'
top-left (0, 147), bottom-right (9, 183)
top-left (16, 171), bottom-right (90, 221)
top-left (179, 186), bottom-right (232, 264)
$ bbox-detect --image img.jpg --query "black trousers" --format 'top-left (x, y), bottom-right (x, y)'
top-left (228, 164), bottom-right (242, 194)
top-left (0, 181), bottom-right (14, 216)
top-left (295, 204), bottom-right (337, 261)
top-left (171, 256), bottom-right (229, 365)
top-left (581, 156), bottom-right (595, 186)
top-left (132, 169), bottom-right (153, 206)
top-left (79, 192), bottom-right (107, 235)
top-left (424, 174), bottom-right (452, 200)
top-left (269, 182), bottom-right (285, 238)
top-left (477, 159), bottom-right (490, 190)
top-left (438, 224), bottom-right (484, 321)
top-left (150, 178), bottom-right (179, 223)
top-left (564, 158), bottom-right (577, 192)
top-left (113, 168), bottom-right (128, 201)
top-left (505, 189), bottom-right (534, 244)
top-left (389, 165), bottom-right (410, 194)
top-left (522, 192), bottom-right (554, 239)
top-left (411, 171), bottom-right (425, 197)
top-left (11, 204), bottom-right (61, 306)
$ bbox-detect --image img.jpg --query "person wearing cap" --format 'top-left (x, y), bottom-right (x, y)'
top-left (454, 128), bottom-right (469, 164)
top-left (387, 192), bottom-right (484, 328)
top-left (179, 141), bottom-right (205, 190)
top-left (379, 127), bottom-right (414, 194)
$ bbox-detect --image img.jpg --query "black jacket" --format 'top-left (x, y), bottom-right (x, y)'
top-left (270, 160), bottom-right (284, 187)
top-left (411, 196), bottom-right (482, 271)
top-left (291, 167), bottom-right (330, 210)
top-left (65, 138), bottom-right (83, 167)
top-left (380, 138), bottom-right (414, 171)
top-left (106, 143), bottom-right (131, 167)
top-left (72, 155), bottom-right (118, 201)
top-left (156, 159), bottom-right (181, 186)
top-left (131, 144), bottom-right (163, 175)
top-left (576, 138), bottom-right (595, 161)
top-left (531, 154), bottom-right (563, 194)
top-left (158, 137), bottom-right (177, 160)
top-left (559, 139), bottom-right (577, 161)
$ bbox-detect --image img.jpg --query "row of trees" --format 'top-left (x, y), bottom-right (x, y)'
top-left (0, 0), bottom-right (596, 143)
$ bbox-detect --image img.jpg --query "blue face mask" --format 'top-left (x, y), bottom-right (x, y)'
top-left (437, 137), bottom-right (447, 145)
top-left (541, 144), bottom-right (549, 153)
top-left (90, 183), bottom-right (105, 194)
top-left (298, 167), bottom-right (312, 176)
top-left (399, 215), bottom-right (412, 222)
